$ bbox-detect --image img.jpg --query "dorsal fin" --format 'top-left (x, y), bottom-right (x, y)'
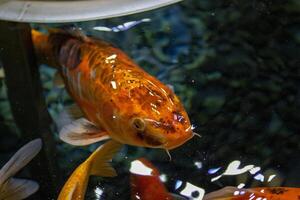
top-left (48, 26), bottom-right (91, 43)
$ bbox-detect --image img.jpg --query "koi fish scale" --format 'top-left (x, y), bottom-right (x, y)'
top-left (32, 29), bottom-right (194, 150)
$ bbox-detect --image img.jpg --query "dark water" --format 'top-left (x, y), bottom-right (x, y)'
top-left (0, 0), bottom-right (299, 199)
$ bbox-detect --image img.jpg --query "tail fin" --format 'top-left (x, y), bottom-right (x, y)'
top-left (89, 140), bottom-right (123, 177)
top-left (0, 139), bottom-right (42, 186)
top-left (57, 140), bottom-right (122, 199)
top-left (0, 178), bottom-right (39, 200)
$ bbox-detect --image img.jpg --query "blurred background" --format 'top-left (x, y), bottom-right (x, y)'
top-left (0, 0), bottom-right (299, 199)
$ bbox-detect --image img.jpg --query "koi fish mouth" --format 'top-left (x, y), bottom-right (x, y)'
top-left (136, 129), bottom-right (167, 148)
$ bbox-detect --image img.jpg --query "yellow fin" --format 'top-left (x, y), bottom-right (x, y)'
top-left (57, 140), bottom-right (122, 200)
top-left (89, 140), bottom-right (123, 177)
top-left (53, 71), bottom-right (65, 88)
top-left (64, 182), bottom-right (77, 200)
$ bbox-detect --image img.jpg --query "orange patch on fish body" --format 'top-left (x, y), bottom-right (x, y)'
top-left (207, 187), bottom-right (300, 200)
top-left (32, 29), bottom-right (194, 150)
top-left (232, 187), bottom-right (300, 200)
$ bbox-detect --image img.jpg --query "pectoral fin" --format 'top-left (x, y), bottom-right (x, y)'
top-left (59, 118), bottom-right (110, 146)
top-left (66, 104), bottom-right (84, 119)
top-left (0, 178), bottom-right (39, 200)
top-left (55, 104), bottom-right (84, 131)
top-left (0, 139), bottom-right (42, 186)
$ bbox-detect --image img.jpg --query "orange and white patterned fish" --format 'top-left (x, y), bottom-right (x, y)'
top-left (32, 29), bottom-right (196, 151)
top-left (204, 186), bottom-right (300, 200)
top-left (130, 158), bottom-right (174, 200)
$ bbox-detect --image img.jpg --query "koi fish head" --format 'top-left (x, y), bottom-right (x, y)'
top-left (115, 82), bottom-right (194, 150)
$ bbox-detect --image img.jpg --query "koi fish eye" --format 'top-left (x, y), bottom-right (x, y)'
top-left (132, 118), bottom-right (145, 131)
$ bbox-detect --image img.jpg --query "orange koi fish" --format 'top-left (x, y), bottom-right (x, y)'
top-left (204, 186), bottom-right (300, 200)
top-left (0, 139), bottom-right (41, 200)
top-left (58, 140), bottom-right (122, 200)
top-left (32, 29), bottom-right (196, 150)
top-left (130, 158), bottom-right (174, 200)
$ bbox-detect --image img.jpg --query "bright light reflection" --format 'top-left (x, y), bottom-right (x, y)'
top-left (254, 173), bottom-right (264, 182)
top-left (106, 54), bottom-right (117, 60)
top-left (179, 182), bottom-right (205, 200)
top-left (110, 81), bottom-right (117, 89)
top-left (237, 183), bottom-right (245, 189)
top-left (249, 167), bottom-right (261, 174)
top-left (267, 174), bottom-right (276, 182)
top-left (191, 124), bottom-right (196, 130)
top-left (93, 18), bottom-right (151, 32)
top-left (94, 187), bottom-right (103, 200)
top-left (233, 189), bottom-right (247, 196)
top-left (211, 160), bottom-right (255, 182)
top-left (194, 161), bottom-right (202, 169)
top-left (249, 194), bottom-right (255, 200)
top-left (223, 160), bottom-right (254, 176)
top-left (175, 180), bottom-right (183, 190)
top-left (130, 160), bottom-right (153, 176)
top-left (208, 167), bottom-right (221, 174)
top-left (159, 174), bottom-right (167, 182)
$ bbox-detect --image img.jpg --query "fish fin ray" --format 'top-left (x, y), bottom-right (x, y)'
top-left (66, 104), bottom-right (84, 119)
top-left (0, 178), bottom-right (39, 200)
top-left (58, 179), bottom-right (78, 200)
top-left (91, 162), bottom-right (117, 177)
top-left (0, 139), bottom-right (42, 186)
top-left (55, 104), bottom-right (84, 130)
top-left (65, 182), bottom-right (77, 200)
top-left (48, 26), bottom-right (91, 43)
top-left (59, 118), bottom-right (110, 146)
top-left (89, 140), bottom-right (123, 177)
